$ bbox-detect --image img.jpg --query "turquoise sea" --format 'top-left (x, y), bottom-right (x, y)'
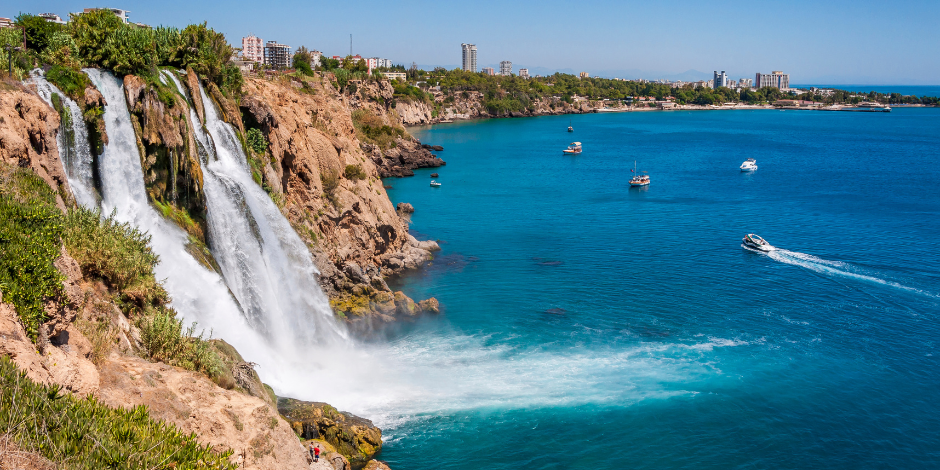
top-left (379, 108), bottom-right (940, 469)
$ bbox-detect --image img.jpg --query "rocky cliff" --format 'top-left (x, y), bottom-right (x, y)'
top-left (238, 75), bottom-right (441, 328)
top-left (0, 82), bottom-right (71, 210)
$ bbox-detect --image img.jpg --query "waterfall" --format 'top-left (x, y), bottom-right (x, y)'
top-left (162, 70), bottom-right (347, 349)
top-left (81, 68), bottom-right (253, 342)
top-left (28, 70), bottom-right (98, 208)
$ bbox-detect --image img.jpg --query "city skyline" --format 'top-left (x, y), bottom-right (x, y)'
top-left (9, 0), bottom-right (940, 84)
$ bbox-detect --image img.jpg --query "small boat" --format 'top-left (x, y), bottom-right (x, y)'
top-left (741, 233), bottom-right (774, 252)
top-left (568, 119), bottom-right (574, 132)
top-left (629, 161), bottom-right (649, 187)
top-left (740, 158), bottom-right (758, 171)
top-left (430, 180), bottom-right (441, 187)
top-left (563, 142), bottom-right (582, 154)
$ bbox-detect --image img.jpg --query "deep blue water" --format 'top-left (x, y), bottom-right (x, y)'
top-left (377, 109), bottom-right (940, 469)
top-left (793, 84), bottom-right (940, 97)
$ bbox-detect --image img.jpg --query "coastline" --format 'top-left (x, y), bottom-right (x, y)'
top-left (403, 101), bottom-right (937, 128)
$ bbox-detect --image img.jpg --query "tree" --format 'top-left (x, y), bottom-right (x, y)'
top-left (292, 46), bottom-right (312, 75)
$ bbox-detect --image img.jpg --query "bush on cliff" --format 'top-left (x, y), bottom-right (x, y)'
top-left (0, 165), bottom-right (65, 341)
top-left (351, 109), bottom-right (405, 150)
top-left (62, 207), bottom-right (168, 313)
top-left (0, 356), bottom-right (237, 469)
top-left (344, 164), bottom-right (367, 181)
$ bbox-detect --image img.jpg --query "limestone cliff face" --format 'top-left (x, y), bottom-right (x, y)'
top-left (240, 76), bottom-right (439, 325)
top-left (435, 91), bottom-right (597, 121)
top-left (0, 84), bottom-right (71, 210)
top-left (393, 100), bottom-right (434, 125)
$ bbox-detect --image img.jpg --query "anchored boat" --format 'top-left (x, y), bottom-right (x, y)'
top-left (430, 180), bottom-right (441, 187)
top-left (563, 142), bottom-right (582, 154)
top-left (742, 233), bottom-right (774, 252)
top-left (740, 158), bottom-right (758, 171)
top-left (629, 161), bottom-right (650, 187)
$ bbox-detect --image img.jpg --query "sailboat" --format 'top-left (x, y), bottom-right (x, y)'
top-left (629, 161), bottom-right (650, 187)
top-left (567, 119), bottom-right (573, 132)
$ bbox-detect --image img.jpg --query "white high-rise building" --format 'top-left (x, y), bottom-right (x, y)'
top-left (518, 68), bottom-right (530, 79)
top-left (755, 71), bottom-right (789, 89)
top-left (713, 70), bottom-right (729, 89)
top-left (500, 61), bottom-right (512, 76)
top-left (461, 43), bottom-right (477, 72)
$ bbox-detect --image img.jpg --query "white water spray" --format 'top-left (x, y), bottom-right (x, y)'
top-left (28, 70), bottom-right (98, 208)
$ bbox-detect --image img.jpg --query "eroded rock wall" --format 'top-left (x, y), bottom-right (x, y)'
top-left (0, 84), bottom-right (71, 209)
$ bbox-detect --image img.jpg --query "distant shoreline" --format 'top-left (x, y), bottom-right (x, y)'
top-left (406, 102), bottom-right (936, 128)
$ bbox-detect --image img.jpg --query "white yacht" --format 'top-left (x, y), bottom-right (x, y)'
top-left (742, 234), bottom-right (774, 252)
top-left (740, 158), bottom-right (758, 171)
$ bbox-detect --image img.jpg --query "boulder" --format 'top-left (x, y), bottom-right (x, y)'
top-left (418, 297), bottom-right (440, 314)
top-left (396, 202), bottom-right (414, 213)
top-left (343, 263), bottom-right (369, 285)
top-left (430, 173), bottom-right (439, 178)
top-left (430, 145), bottom-right (443, 151)
top-left (278, 398), bottom-right (382, 468)
top-left (363, 461), bottom-right (392, 470)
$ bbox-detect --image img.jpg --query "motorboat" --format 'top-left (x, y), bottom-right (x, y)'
top-left (629, 161), bottom-right (650, 187)
top-left (740, 158), bottom-right (758, 171)
top-left (563, 142), bottom-right (582, 154)
top-left (742, 233), bottom-right (774, 252)
top-left (430, 180), bottom-right (441, 187)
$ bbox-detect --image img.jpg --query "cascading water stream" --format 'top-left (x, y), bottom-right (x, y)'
top-left (27, 70), bottom-right (98, 208)
top-left (81, 68), bottom-right (251, 339)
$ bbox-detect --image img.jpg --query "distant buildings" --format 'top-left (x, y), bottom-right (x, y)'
top-left (264, 41), bottom-right (291, 69)
top-left (371, 58), bottom-right (392, 69)
top-left (82, 8), bottom-right (130, 24)
top-left (713, 70), bottom-right (728, 88)
top-left (310, 50), bottom-right (322, 68)
top-left (0, 17), bottom-right (12, 28)
top-left (755, 71), bottom-right (789, 89)
top-left (499, 60), bottom-right (512, 76)
top-left (738, 78), bottom-right (753, 88)
top-left (482, 67), bottom-right (495, 76)
top-left (38, 13), bottom-right (66, 24)
top-left (384, 72), bottom-right (406, 81)
top-left (461, 43), bottom-right (477, 72)
top-left (579, 72), bottom-right (589, 79)
top-left (518, 68), bottom-right (529, 79)
top-left (242, 35), bottom-right (263, 63)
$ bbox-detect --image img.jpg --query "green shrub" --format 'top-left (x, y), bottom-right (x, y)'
top-left (0, 166), bottom-right (65, 341)
top-left (62, 207), bottom-right (168, 313)
top-left (46, 64), bottom-right (90, 102)
top-left (344, 164), bottom-right (366, 181)
top-left (136, 307), bottom-right (222, 378)
top-left (0, 356), bottom-right (236, 469)
top-left (246, 128), bottom-right (268, 155)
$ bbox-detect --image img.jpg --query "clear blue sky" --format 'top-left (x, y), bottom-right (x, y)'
top-left (12, 0), bottom-right (940, 84)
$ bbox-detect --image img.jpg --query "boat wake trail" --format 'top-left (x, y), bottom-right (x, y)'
top-left (766, 249), bottom-right (938, 298)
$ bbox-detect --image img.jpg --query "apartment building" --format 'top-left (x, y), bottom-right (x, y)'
top-left (242, 35), bottom-right (263, 63)
top-left (755, 71), bottom-right (789, 89)
top-left (518, 68), bottom-right (529, 79)
top-left (264, 41), bottom-right (291, 69)
top-left (499, 60), bottom-right (512, 76)
top-left (461, 43), bottom-right (477, 72)
top-left (713, 70), bottom-right (728, 88)
top-left (482, 67), bottom-right (495, 76)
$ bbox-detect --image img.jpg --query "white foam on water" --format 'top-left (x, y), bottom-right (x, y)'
top-left (766, 248), bottom-right (938, 298)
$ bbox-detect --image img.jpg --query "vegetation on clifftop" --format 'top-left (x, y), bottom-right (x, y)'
top-left (0, 356), bottom-right (237, 469)
top-left (9, 11), bottom-right (242, 97)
